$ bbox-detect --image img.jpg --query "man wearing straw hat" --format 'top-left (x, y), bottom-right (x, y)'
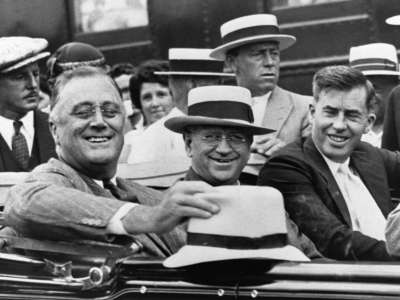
top-left (348, 43), bottom-right (400, 147)
top-left (165, 85), bottom-right (322, 259)
top-left (0, 36), bottom-right (56, 171)
top-left (123, 48), bottom-right (234, 166)
top-left (210, 14), bottom-right (312, 178)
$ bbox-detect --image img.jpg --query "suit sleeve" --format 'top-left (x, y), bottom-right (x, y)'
top-left (258, 155), bottom-right (392, 261)
top-left (4, 172), bottom-right (125, 242)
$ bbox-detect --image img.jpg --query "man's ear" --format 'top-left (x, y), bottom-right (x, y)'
top-left (49, 119), bottom-right (60, 146)
top-left (225, 54), bottom-right (237, 73)
top-left (183, 133), bottom-right (193, 158)
top-left (308, 102), bottom-right (316, 124)
top-left (364, 112), bottom-right (376, 134)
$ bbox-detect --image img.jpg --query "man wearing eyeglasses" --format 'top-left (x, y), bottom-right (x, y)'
top-left (165, 85), bottom-right (322, 259)
top-left (4, 66), bottom-right (221, 257)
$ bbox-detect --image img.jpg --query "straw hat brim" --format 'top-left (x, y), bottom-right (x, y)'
top-left (363, 70), bottom-right (400, 76)
top-left (165, 115), bottom-right (274, 135)
top-left (210, 34), bottom-right (296, 60)
top-left (154, 71), bottom-right (235, 77)
top-left (1, 52), bottom-right (50, 73)
top-left (163, 244), bottom-right (309, 268)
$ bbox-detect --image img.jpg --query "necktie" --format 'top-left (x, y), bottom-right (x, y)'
top-left (103, 179), bottom-right (125, 199)
top-left (11, 121), bottom-right (30, 170)
top-left (336, 164), bottom-right (386, 241)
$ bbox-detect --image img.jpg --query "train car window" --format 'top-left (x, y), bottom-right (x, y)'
top-left (271, 0), bottom-right (349, 8)
top-left (74, 0), bottom-right (148, 33)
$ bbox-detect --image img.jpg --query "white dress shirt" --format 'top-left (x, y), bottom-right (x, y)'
top-left (251, 91), bottom-right (271, 126)
top-left (0, 111), bottom-right (34, 154)
top-left (321, 154), bottom-right (386, 241)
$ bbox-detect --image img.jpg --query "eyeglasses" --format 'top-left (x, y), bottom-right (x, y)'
top-left (200, 133), bottom-right (249, 147)
top-left (71, 103), bottom-right (122, 119)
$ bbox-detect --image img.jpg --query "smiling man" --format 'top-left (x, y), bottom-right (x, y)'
top-left (0, 36), bottom-right (56, 171)
top-left (258, 65), bottom-right (400, 261)
top-left (210, 14), bottom-right (312, 180)
top-left (4, 66), bottom-right (221, 257)
top-left (165, 85), bottom-right (323, 259)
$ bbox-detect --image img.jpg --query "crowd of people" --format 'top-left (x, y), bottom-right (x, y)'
top-left (1, 12), bottom-right (400, 267)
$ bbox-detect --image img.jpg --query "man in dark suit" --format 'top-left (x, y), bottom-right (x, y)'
top-left (258, 65), bottom-right (400, 261)
top-left (0, 36), bottom-right (56, 171)
top-left (4, 66), bottom-right (220, 257)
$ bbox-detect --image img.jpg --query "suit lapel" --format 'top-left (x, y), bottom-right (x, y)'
top-left (351, 147), bottom-right (391, 216)
top-left (262, 86), bottom-right (294, 134)
top-left (304, 138), bottom-right (352, 226)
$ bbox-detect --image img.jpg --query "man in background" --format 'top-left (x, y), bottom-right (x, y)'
top-left (0, 36), bottom-right (56, 171)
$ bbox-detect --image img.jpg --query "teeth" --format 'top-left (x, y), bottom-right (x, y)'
top-left (329, 135), bottom-right (347, 142)
top-left (88, 137), bottom-right (109, 143)
top-left (214, 158), bottom-right (234, 163)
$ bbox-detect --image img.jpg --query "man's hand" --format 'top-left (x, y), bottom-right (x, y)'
top-left (121, 181), bottom-right (220, 234)
top-left (251, 134), bottom-right (286, 157)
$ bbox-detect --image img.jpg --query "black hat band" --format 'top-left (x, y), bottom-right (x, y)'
top-left (188, 100), bottom-right (254, 123)
top-left (222, 25), bottom-right (280, 45)
top-left (170, 59), bottom-right (224, 73)
top-left (188, 232), bottom-right (287, 250)
top-left (350, 58), bottom-right (398, 72)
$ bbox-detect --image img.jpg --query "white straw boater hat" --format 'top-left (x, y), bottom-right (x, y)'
top-left (210, 14), bottom-right (296, 60)
top-left (165, 85), bottom-right (274, 135)
top-left (154, 48), bottom-right (234, 77)
top-left (386, 15), bottom-right (400, 25)
top-left (0, 36), bottom-right (50, 73)
top-left (349, 43), bottom-right (400, 76)
top-left (163, 185), bottom-right (310, 268)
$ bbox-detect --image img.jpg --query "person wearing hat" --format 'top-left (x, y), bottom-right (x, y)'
top-left (165, 85), bottom-right (322, 259)
top-left (210, 14), bottom-right (312, 180)
top-left (0, 36), bottom-right (56, 172)
top-left (4, 66), bottom-right (221, 256)
top-left (349, 43), bottom-right (400, 147)
top-left (122, 48), bottom-right (234, 165)
top-left (259, 65), bottom-right (400, 261)
top-left (46, 41), bottom-right (109, 89)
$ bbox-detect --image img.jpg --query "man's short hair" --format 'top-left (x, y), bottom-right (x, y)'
top-left (50, 66), bottom-right (120, 111)
top-left (129, 59), bottom-right (169, 110)
top-left (312, 65), bottom-right (376, 111)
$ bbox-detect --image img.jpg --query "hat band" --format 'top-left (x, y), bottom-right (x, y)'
top-left (188, 101), bottom-right (254, 123)
top-left (188, 232), bottom-right (287, 250)
top-left (222, 25), bottom-right (280, 45)
top-left (170, 59), bottom-right (224, 73)
top-left (350, 58), bottom-right (398, 72)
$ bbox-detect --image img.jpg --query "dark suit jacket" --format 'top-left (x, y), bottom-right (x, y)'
top-left (0, 110), bottom-right (56, 171)
top-left (4, 158), bottom-right (185, 258)
top-left (258, 137), bottom-right (400, 261)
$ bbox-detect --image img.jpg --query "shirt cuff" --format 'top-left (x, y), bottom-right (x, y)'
top-left (107, 203), bottom-right (138, 235)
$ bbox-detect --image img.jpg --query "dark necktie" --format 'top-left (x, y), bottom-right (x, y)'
top-left (11, 120), bottom-right (30, 170)
top-left (103, 179), bottom-right (124, 199)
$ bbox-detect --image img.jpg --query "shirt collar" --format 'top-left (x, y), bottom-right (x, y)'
top-left (252, 91), bottom-right (271, 104)
top-left (314, 142), bottom-right (350, 174)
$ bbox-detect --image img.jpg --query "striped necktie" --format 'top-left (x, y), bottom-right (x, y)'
top-left (12, 120), bottom-right (30, 170)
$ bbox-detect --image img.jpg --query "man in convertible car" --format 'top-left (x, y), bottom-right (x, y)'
top-left (3, 66), bottom-right (220, 257)
top-left (164, 84), bottom-right (322, 259)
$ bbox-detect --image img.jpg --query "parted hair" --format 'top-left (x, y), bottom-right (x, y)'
top-left (129, 59), bottom-right (170, 110)
top-left (50, 66), bottom-right (121, 111)
top-left (312, 65), bottom-right (376, 111)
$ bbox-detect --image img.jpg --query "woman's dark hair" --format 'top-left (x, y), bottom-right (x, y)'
top-left (129, 59), bottom-right (170, 110)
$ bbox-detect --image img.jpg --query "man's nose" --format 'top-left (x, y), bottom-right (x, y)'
top-left (332, 114), bottom-right (347, 130)
top-left (26, 73), bottom-right (39, 89)
top-left (263, 53), bottom-right (274, 66)
top-left (90, 109), bottom-right (107, 127)
top-left (215, 137), bottom-right (234, 153)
